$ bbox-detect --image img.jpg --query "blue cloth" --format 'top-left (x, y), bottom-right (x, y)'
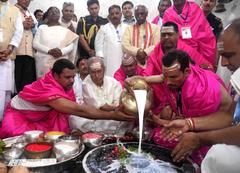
top-left (233, 97), bottom-right (240, 123)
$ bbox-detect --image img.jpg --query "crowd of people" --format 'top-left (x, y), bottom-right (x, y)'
top-left (0, 0), bottom-right (240, 172)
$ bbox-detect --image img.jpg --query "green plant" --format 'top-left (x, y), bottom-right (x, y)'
top-left (0, 140), bottom-right (5, 154)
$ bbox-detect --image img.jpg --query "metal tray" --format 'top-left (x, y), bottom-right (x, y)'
top-left (27, 144), bottom-right (84, 172)
top-left (2, 136), bottom-right (85, 173)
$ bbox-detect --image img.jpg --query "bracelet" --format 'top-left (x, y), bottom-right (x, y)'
top-left (191, 118), bottom-right (195, 130)
top-left (186, 118), bottom-right (195, 131)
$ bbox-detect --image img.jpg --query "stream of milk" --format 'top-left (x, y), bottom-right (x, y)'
top-left (133, 90), bottom-right (147, 154)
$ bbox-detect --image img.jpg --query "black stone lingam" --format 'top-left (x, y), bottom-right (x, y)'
top-left (82, 142), bottom-right (196, 173)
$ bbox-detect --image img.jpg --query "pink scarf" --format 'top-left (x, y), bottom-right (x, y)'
top-left (164, 65), bottom-right (223, 117)
top-left (163, 1), bottom-right (216, 66)
top-left (143, 41), bottom-right (212, 113)
top-left (153, 65), bottom-right (225, 164)
top-left (114, 65), bottom-right (143, 88)
top-left (20, 71), bottom-right (75, 103)
top-left (0, 71), bottom-right (75, 138)
top-left (152, 16), bottom-right (160, 25)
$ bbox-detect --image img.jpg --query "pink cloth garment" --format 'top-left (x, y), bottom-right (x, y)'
top-left (0, 71), bottom-right (76, 139)
top-left (162, 1), bottom-right (216, 66)
top-left (153, 65), bottom-right (224, 164)
top-left (152, 16), bottom-right (160, 25)
top-left (114, 65), bottom-right (143, 87)
top-left (136, 64), bottom-right (145, 76)
top-left (143, 40), bottom-right (211, 113)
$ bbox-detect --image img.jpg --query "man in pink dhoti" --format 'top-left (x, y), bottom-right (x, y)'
top-left (114, 53), bottom-right (143, 87)
top-left (162, 0), bottom-right (216, 67)
top-left (0, 59), bottom-right (135, 139)
top-left (151, 50), bottom-right (232, 164)
top-left (143, 22), bottom-right (212, 113)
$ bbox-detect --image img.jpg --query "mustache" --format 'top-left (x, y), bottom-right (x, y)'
top-left (204, 4), bottom-right (211, 8)
top-left (81, 67), bottom-right (88, 70)
top-left (112, 17), bottom-right (119, 20)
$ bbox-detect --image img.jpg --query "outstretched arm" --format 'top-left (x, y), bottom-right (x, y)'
top-left (47, 98), bottom-right (136, 121)
top-left (198, 125), bottom-right (240, 146)
top-left (152, 85), bottom-right (233, 136)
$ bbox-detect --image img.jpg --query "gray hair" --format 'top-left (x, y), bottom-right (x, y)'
top-left (135, 5), bottom-right (148, 13)
top-left (62, 2), bottom-right (74, 9)
top-left (87, 56), bottom-right (105, 70)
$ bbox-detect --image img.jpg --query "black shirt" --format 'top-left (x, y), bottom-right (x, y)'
top-left (207, 13), bottom-right (223, 40)
top-left (76, 15), bottom-right (108, 58)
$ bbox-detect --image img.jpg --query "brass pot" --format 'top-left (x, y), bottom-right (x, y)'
top-left (121, 90), bottom-right (138, 115)
top-left (131, 78), bottom-right (149, 90)
top-left (120, 78), bottom-right (152, 116)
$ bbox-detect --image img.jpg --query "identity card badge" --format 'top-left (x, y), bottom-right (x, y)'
top-left (181, 27), bottom-right (192, 39)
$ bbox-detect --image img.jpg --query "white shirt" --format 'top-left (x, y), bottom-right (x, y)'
top-left (83, 75), bottom-right (122, 108)
top-left (33, 25), bottom-right (77, 78)
top-left (95, 23), bottom-right (128, 77)
top-left (69, 75), bottom-right (133, 135)
top-left (0, 2), bottom-right (23, 48)
top-left (10, 15), bottom-right (23, 48)
top-left (60, 17), bottom-right (77, 32)
top-left (33, 25), bottom-right (74, 55)
top-left (73, 73), bottom-right (83, 104)
top-left (0, 2), bottom-right (23, 92)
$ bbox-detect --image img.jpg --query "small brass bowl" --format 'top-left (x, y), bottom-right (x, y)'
top-left (24, 142), bottom-right (53, 159)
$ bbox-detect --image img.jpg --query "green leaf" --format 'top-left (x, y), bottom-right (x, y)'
top-left (0, 140), bottom-right (5, 154)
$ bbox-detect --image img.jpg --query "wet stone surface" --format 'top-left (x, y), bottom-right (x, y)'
top-left (83, 142), bottom-right (196, 173)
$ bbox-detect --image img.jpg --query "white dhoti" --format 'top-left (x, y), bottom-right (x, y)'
top-left (0, 59), bottom-right (14, 120)
top-left (201, 144), bottom-right (240, 173)
top-left (69, 115), bottom-right (133, 136)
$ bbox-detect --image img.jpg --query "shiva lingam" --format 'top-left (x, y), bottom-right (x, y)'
top-left (82, 142), bottom-right (195, 173)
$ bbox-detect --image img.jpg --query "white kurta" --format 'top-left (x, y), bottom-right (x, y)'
top-left (60, 18), bottom-right (77, 32)
top-left (69, 75), bottom-right (133, 136)
top-left (72, 73), bottom-right (83, 104)
top-left (201, 144), bottom-right (240, 173)
top-left (95, 23), bottom-right (127, 77)
top-left (33, 25), bottom-right (78, 78)
top-left (0, 2), bottom-right (23, 120)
